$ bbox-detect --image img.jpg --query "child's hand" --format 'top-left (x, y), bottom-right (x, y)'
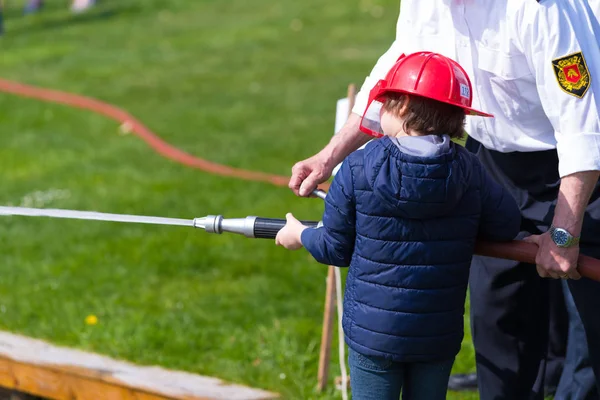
top-left (275, 213), bottom-right (307, 250)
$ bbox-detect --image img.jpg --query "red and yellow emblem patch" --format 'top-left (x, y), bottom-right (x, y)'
top-left (552, 51), bottom-right (591, 98)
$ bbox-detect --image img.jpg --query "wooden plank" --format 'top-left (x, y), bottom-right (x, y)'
top-left (66, 374), bottom-right (143, 400)
top-left (0, 357), bottom-right (16, 389)
top-left (0, 331), bottom-right (277, 400)
top-left (10, 362), bottom-right (71, 399)
top-left (133, 392), bottom-right (171, 400)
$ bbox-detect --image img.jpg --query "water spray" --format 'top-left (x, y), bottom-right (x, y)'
top-left (0, 189), bottom-right (327, 239)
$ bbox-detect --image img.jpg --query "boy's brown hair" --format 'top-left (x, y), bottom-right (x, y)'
top-left (382, 93), bottom-right (465, 139)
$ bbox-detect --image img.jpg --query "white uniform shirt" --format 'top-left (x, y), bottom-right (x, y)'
top-left (352, 0), bottom-right (600, 177)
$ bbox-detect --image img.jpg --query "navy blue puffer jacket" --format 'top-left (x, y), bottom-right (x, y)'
top-left (301, 136), bottom-right (520, 362)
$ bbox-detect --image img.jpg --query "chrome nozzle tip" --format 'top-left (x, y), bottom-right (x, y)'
top-left (194, 215), bottom-right (223, 234)
top-left (193, 217), bottom-right (206, 229)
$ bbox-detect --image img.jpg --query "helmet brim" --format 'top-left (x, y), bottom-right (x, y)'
top-left (464, 107), bottom-right (494, 118)
top-left (381, 88), bottom-right (494, 118)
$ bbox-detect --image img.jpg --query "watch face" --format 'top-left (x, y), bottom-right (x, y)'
top-left (552, 228), bottom-right (570, 247)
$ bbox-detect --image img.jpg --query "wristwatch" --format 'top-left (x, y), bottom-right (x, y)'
top-left (549, 226), bottom-right (580, 248)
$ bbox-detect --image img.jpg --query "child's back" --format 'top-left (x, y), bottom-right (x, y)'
top-left (302, 135), bottom-right (520, 361)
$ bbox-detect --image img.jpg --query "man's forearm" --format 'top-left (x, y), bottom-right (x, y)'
top-left (321, 113), bottom-right (371, 168)
top-left (553, 170), bottom-right (600, 237)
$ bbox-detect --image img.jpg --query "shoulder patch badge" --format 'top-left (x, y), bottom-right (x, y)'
top-left (552, 52), bottom-right (591, 98)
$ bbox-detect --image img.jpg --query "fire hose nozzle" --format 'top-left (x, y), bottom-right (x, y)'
top-left (193, 215), bottom-right (320, 239)
top-left (192, 192), bottom-right (325, 239)
top-left (193, 215), bottom-right (261, 238)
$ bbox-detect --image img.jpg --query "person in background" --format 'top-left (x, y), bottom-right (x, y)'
top-left (277, 51), bottom-right (521, 400)
top-left (288, 1), bottom-right (600, 399)
top-left (24, 0), bottom-right (95, 14)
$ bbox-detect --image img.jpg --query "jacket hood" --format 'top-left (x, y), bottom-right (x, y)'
top-left (362, 136), bottom-right (469, 219)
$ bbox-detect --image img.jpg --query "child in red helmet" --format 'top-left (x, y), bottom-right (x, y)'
top-left (276, 52), bottom-right (521, 400)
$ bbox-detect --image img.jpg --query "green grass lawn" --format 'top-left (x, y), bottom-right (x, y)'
top-left (0, 1), bottom-right (477, 398)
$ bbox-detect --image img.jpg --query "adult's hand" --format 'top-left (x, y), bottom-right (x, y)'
top-left (289, 153), bottom-right (334, 197)
top-left (524, 233), bottom-right (581, 280)
top-left (288, 113), bottom-right (370, 197)
top-left (526, 170), bottom-right (600, 279)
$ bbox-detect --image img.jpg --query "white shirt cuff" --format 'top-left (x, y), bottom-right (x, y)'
top-left (557, 132), bottom-right (600, 177)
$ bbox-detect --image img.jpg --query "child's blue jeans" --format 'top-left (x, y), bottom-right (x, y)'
top-left (348, 348), bottom-right (455, 400)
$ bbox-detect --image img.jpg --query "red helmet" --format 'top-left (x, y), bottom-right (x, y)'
top-left (360, 51), bottom-right (493, 138)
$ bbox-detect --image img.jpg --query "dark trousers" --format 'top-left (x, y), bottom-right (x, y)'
top-left (546, 279), bottom-right (568, 394)
top-left (466, 138), bottom-right (600, 400)
top-left (556, 280), bottom-right (599, 400)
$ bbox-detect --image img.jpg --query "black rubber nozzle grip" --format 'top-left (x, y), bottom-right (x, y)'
top-left (253, 218), bottom-right (320, 239)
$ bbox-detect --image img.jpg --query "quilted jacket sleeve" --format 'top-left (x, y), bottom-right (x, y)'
top-left (478, 163), bottom-right (522, 241)
top-left (301, 159), bottom-right (356, 267)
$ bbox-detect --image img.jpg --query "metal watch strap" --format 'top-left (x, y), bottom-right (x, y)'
top-left (571, 235), bottom-right (581, 247)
